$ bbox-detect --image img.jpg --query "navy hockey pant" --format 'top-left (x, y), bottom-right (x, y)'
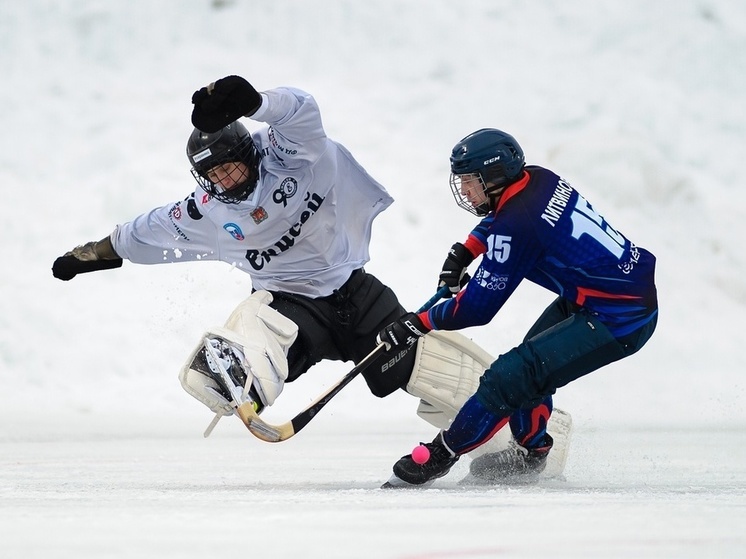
top-left (444, 297), bottom-right (658, 454)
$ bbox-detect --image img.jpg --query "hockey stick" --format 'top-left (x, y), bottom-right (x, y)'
top-left (238, 285), bottom-right (452, 443)
top-left (237, 344), bottom-right (386, 442)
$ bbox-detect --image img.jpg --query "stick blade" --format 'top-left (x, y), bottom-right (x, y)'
top-left (247, 419), bottom-right (284, 442)
top-left (236, 402), bottom-right (293, 443)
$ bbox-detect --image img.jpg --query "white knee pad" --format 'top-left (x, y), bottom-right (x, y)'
top-left (406, 330), bottom-right (493, 429)
top-left (179, 290), bottom-right (298, 414)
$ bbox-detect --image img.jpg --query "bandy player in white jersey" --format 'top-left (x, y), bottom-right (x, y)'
top-left (53, 75), bottom-right (420, 415)
top-left (53, 75), bottom-right (574, 478)
top-left (116, 88), bottom-right (391, 299)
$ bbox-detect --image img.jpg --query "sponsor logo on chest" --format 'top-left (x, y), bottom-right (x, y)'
top-left (273, 177), bottom-right (298, 207)
top-left (223, 222), bottom-right (245, 241)
top-left (244, 192), bottom-right (326, 270)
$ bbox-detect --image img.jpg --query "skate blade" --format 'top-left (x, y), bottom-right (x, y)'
top-left (458, 471), bottom-right (566, 486)
top-left (380, 474), bottom-right (434, 490)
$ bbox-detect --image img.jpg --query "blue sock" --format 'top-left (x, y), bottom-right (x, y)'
top-left (509, 396), bottom-right (553, 448)
top-left (443, 395), bottom-right (509, 455)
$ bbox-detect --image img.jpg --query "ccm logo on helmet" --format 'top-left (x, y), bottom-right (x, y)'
top-left (483, 156), bottom-right (501, 165)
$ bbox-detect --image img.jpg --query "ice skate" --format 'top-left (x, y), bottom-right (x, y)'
top-left (381, 432), bottom-right (459, 489)
top-left (464, 434), bottom-right (553, 485)
top-left (194, 336), bottom-right (265, 414)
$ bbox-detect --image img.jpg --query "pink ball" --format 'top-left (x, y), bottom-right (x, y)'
top-left (411, 444), bottom-right (430, 465)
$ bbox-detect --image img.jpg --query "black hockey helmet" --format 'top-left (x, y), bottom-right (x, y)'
top-left (449, 128), bottom-right (525, 215)
top-left (186, 121), bottom-right (261, 204)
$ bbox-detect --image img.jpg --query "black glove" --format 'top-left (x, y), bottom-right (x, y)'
top-left (438, 242), bottom-right (475, 294)
top-left (376, 312), bottom-right (430, 352)
top-left (191, 75), bottom-right (262, 133)
top-left (52, 237), bottom-right (123, 281)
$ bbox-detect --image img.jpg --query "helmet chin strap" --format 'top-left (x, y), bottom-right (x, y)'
top-left (484, 183), bottom-right (507, 212)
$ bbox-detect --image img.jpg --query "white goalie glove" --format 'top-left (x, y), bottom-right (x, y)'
top-left (179, 291), bottom-right (298, 433)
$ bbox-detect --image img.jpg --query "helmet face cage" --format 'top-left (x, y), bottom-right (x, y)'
top-left (187, 124), bottom-right (261, 204)
top-left (449, 172), bottom-right (491, 216)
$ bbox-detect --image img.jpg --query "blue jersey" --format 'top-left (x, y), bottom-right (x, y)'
top-left (423, 166), bottom-right (657, 338)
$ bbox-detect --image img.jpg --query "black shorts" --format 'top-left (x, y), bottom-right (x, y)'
top-left (268, 269), bottom-right (416, 397)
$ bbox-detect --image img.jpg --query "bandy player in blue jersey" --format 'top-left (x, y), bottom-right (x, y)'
top-left (378, 128), bottom-right (658, 487)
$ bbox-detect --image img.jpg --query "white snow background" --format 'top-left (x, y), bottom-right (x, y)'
top-left (1, 1), bottom-right (744, 558)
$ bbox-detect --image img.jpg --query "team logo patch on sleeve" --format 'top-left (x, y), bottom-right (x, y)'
top-left (223, 223), bottom-right (245, 241)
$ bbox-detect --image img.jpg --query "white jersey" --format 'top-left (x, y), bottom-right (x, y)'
top-left (112, 87), bottom-right (393, 298)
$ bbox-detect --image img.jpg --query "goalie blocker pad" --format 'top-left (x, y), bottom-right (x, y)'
top-left (407, 330), bottom-right (573, 478)
top-left (179, 290), bottom-right (298, 415)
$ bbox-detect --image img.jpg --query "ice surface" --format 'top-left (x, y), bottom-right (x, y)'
top-left (2, 411), bottom-right (743, 559)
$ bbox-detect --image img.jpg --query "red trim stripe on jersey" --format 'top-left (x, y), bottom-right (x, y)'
top-left (575, 286), bottom-right (642, 306)
top-left (464, 234), bottom-right (486, 257)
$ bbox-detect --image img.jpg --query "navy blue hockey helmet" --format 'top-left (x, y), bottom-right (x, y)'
top-left (449, 128), bottom-right (525, 215)
top-left (187, 121), bottom-right (261, 204)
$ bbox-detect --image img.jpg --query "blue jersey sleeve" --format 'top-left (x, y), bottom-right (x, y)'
top-left (426, 174), bottom-right (542, 330)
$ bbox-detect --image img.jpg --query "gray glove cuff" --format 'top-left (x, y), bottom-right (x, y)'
top-left (93, 236), bottom-right (119, 260)
top-left (67, 236), bottom-right (119, 261)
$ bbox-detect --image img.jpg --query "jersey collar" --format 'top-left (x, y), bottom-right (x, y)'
top-left (494, 170), bottom-right (530, 213)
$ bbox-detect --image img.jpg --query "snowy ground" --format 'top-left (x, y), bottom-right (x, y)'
top-left (2, 1), bottom-right (745, 558)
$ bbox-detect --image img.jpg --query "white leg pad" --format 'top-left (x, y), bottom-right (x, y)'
top-left (543, 408), bottom-right (573, 478)
top-left (179, 290), bottom-right (298, 414)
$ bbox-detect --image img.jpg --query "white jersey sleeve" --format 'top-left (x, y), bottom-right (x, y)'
top-left (110, 193), bottom-right (222, 265)
top-left (250, 88), bottom-right (327, 168)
